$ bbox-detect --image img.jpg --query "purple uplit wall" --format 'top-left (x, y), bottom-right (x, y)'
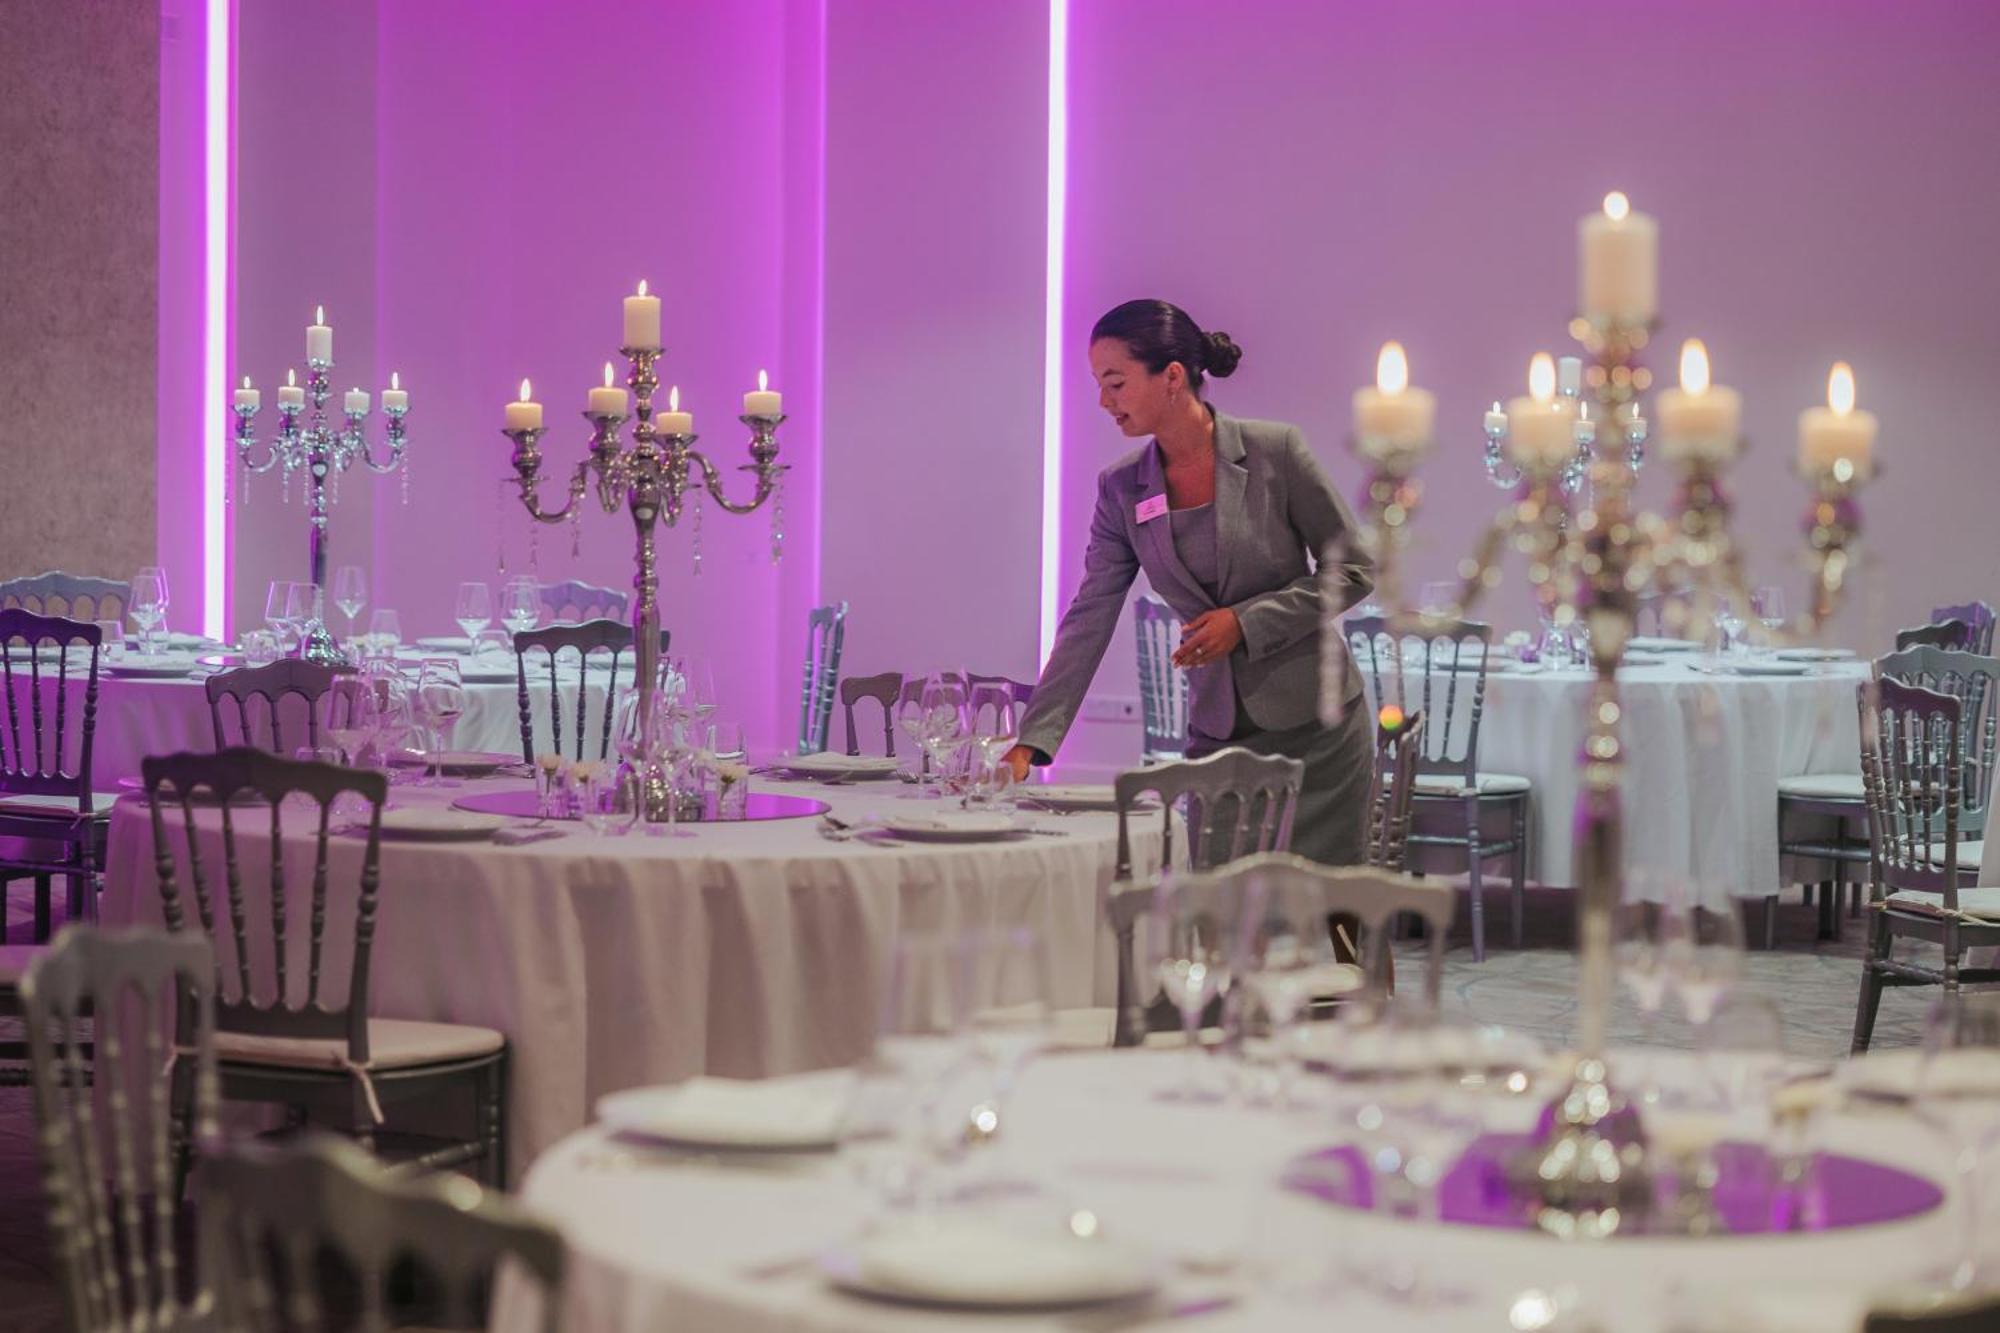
top-left (1052, 0), bottom-right (2000, 773)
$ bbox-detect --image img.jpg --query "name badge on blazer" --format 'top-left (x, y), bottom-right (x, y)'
top-left (1134, 494), bottom-right (1169, 524)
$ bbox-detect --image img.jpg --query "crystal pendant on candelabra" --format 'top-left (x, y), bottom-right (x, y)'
top-left (770, 475), bottom-right (785, 565)
top-left (691, 491), bottom-right (704, 577)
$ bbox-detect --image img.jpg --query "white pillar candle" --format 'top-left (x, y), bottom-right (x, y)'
top-left (1798, 362), bottom-right (1877, 480)
top-left (655, 385), bottom-right (693, 436)
top-left (505, 378), bottom-right (543, 432)
top-left (1351, 341), bottom-right (1435, 460)
top-left (233, 376), bottom-right (260, 412)
top-left (307, 305), bottom-right (333, 363)
top-left (1483, 401), bottom-right (1507, 436)
top-left (1654, 339), bottom-right (1742, 464)
top-left (276, 369), bottom-right (305, 411)
top-left (1557, 355), bottom-right (1583, 399)
top-left (588, 362), bottom-right (629, 417)
top-left (342, 388), bottom-right (368, 416)
top-left (1504, 353), bottom-right (1577, 467)
top-left (1578, 191), bottom-right (1659, 325)
top-left (743, 368), bottom-right (782, 418)
top-left (623, 279), bottom-right (662, 350)
top-left (380, 371), bottom-right (408, 413)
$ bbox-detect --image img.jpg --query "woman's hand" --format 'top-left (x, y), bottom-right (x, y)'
top-left (1172, 608), bottom-right (1244, 668)
top-left (1000, 744), bottom-right (1036, 784)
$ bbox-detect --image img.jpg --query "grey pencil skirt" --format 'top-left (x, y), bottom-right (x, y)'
top-left (1186, 696), bottom-right (1374, 867)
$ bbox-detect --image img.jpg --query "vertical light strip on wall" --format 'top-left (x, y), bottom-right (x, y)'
top-left (200, 0), bottom-right (232, 639)
top-left (1037, 0), bottom-right (1068, 666)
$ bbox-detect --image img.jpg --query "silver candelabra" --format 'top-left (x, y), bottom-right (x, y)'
top-left (504, 342), bottom-right (786, 819)
top-left (232, 339), bottom-right (410, 666)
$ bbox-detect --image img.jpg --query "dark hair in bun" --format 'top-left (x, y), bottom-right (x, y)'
top-left (1090, 299), bottom-right (1242, 395)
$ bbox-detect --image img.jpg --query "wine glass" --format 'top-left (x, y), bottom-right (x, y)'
top-left (966, 683), bottom-right (1020, 809)
top-left (129, 568), bottom-right (168, 656)
top-left (322, 678), bottom-right (380, 767)
top-left (333, 565), bottom-right (367, 644)
top-left (918, 674), bottom-right (970, 798)
top-left (964, 926), bottom-right (1053, 1146)
top-left (1418, 580), bottom-right (1458, 620)
top-left (894, 681), bottom-right (929, 787)
top-left (1664, 889), bottom-right (1744, 1030)
top-left (1239, 871), bottom-right (1345, 1107)
top-left (1144, 871), bottom-right (1237, 1101)
top-left (1917, 993), bottom-right (2000, 1291)
top-left (1750, 586), bottom-right (1788, 655)
top-left (264, 580), bottom-right (294, 651)
top-left (1712, 601), bottom-right (1746, 658)
top-left (369, 668), bottom-right (417, 780)
top-left (686, 661), bottom-right (719, 724)
top-left (366, 608), bottom-right (402, 658)
top-left (455, 581), bottom-right (493, 650)
top-left (414, 658), bottom-right (466, 786)
top-left (285, 582), bottom-right (316, 650)
top-left (499, 576), bottom-right (541, 639)
top-left (858, 932), bottom-right (975, 1211)
top-left (575, 762), bottom-right (640, 837)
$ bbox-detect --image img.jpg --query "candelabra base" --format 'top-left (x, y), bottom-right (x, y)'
top-left (296, 617), bottom-right (352, 669)
top-left (1518, 1055), bottom-right (1650, 1239)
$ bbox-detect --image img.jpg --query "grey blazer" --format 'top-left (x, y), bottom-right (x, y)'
top-left (1018, 410), bottom-right (1374, 763)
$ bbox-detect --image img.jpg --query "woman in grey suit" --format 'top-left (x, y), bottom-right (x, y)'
top-left (1003, 299), bottom-right (1377, 865)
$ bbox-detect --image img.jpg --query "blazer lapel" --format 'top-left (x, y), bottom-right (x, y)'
top-left (1211, 411), bottom-right (1250, 600)
top-left (1129, 442), bottom-right (1211, 612)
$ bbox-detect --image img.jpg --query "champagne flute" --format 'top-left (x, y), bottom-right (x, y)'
top-left (333, 565), bottom-right (368, 644)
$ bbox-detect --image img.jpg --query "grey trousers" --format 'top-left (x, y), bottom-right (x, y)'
top-left (1187, 695), bottom-right (1373, 867)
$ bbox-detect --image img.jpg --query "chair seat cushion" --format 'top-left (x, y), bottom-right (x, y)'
top-left (1920, 841), bottom-right (1986, 872)
top-left (216, 1018), bottom-right (505, 1073)
top-left (0, 794), bottom-right (120, 817)
top-left (1777, 773), bottom-right (1865, 802)
top-left (1413, 772), bottom-right (1532, 797)
top-left (1887, 882), bottom-right (2000, 923)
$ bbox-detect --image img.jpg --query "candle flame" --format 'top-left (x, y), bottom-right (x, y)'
top-left (1679, 339), bottom-right (1710, 395)
top-left (1375, 341), bottom-right (1408, 395)
top-left (1528, 352), bottom-right (1555, 404)
top-left (391, 371), bottom-right (400, 390)
top-left (1603, 191), bottom-right (1630, 222)
top-left (315, 305), bottom-right (325, 324)
top-left (637, 279), bottom-right (649, 298)
top-left (286, 369), bottom-right (296, 387)
top-left (668, 385), bottom-right (680, 412)
top-left (603, 362), bottom-right (615, 388)
top-left (518, 378), bottom-right (532, 402)
top-left (1828, 362), bottom-right (1856, 415)
top-left (758, 368), bottom-right (769, 392)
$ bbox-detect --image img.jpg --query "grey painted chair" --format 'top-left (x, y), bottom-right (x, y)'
top-left (23, 925), bottom-right (221, 1332)
top-left (142, 747), bottom-right (510, 1184)
top-left (1930, 601), bottom-right (1995, 656)
top-left (201, 1134), bottom-right (566, 1333)
top-left (1133, 594), bottom-right (1189, 761)
top-left (539, 578), bottom-right (629, 624)
top-left (0, 610), bottom-right (112, 944)
top-left (0, 570), bottom-right (129, 623)
top-left (1111, 745), bottom-right (1304, 883)
top-left (1368, 710), bottom-right (1425, 872)
top-left (797, 601), bottom-right (848, 755)
top-left (967, 672), bottom-right (1035, 706)
top-left (512, 618), bottom-right (632, 763)
top-left (1896, 619), bottom-right (1970, 653)
top-left (1345, 614), bottom-right (1530, 961)
top-left (840, 671), bottom-right (902, 756)
top-left (1851, 679), bottom-right (2000, 1052)
top-left (1877, 645), bottom-right (2000, 842)
top-left (205, 658), bottom-right (342, 754)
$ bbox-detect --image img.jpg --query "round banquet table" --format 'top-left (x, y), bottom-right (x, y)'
top-left (1473, 658), bottom-right (1870, 897)
top-left (96, 775), bottom-right (1145, 1177)
top-left (500, 1048), bottom-right (1958, 1333)
top-left (4, 654), bottom-right (612, 787)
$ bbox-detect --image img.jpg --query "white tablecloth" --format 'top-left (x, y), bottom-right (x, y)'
top-left (1474, 661), bottom-right (1869, 895)
top-left (503, 1048), bottom-right (1957, 1333)
top-left (97, 778), bottom-right (1143, 1175)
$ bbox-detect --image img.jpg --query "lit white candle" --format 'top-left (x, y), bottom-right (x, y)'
top-left (655, 385), bottom-right (693, 436)
top-left (1351, 341), bottom-right (1435, 459)
top-left (1654, 339), bottom-right (1742, 464)
top-left (1483, 400), bottom-right (1507, 436)
top-left (1798, 362), bottom-right (1877, 480)
top-left (1504, 353), bottom-right (1577, 467)
top-left (623, 279), bottom-right (662, 351)
top-left (343, 387), bottom-right (369, 416)
top-left (276, 368), bottom-right (305, 411)
top-left (743, 368), bottom-right (782, 418)
top-left (233, 376), bottom-right (260, 412)
top-left (307, 305), bottom-right (333, 363)
top-left (380, 371), bottom-right (408, 413)
top-left (505, 378), bottom-right (543, 432)
top-left (1579, 191), bottom-right (1659, 324)
top-left (588, 362), bottom-right (629, 417)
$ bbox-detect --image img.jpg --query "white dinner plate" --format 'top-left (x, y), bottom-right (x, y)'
top-left (374, 807), bottom-right (510, 841)
top-left (413, 635), bottom-right (474, 652)
top-left (1617, 652), bottom-right (1668, 667)
top-left (1719, 660), bottom-right (1814, 677)
top-left (105, 657), bottom-right (199, 679)
top-left (1019, 783), bottom-right (1119, 812)
top-left (1627, 637), bottom-right (1702, 653)
top-left (775, 754), bottom-right (901, 781)
top-left (456, 662), bottom-right (520, 683)
top-left (1774, 647), bottom-right (1857, 662)
top-left (823, 1218), bottom-right (1156, 1310)
top-left (876, 813), bottom-right (1024, 842)
top-left (596, 1070), bottom-right (856, 1151)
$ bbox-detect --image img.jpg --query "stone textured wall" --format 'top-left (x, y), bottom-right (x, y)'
top-left (0, 0), bottom-right (158, 585)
